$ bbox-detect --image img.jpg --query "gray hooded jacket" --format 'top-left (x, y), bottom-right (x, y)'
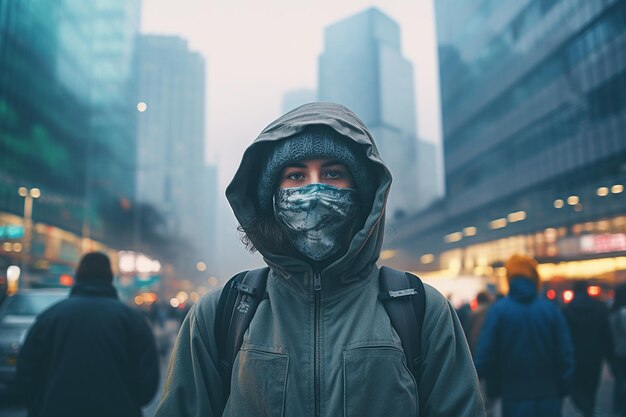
top-left (155, 102), bottom-right (485, 417)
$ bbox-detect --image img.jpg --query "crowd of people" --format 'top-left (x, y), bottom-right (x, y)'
top-left (460, 254), bottom-right (626, 417)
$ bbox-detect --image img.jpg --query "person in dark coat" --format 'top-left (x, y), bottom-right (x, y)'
top-left (475, 254), bottom-right (575, 417)
top-left (16, 252), bottom-right (160, 417)
top-left (563, 280), bottom-right (613, 417)
top-left (464, 291), bottom-right (493, 356)
top-left (155, 103), bottom-right (485, 417)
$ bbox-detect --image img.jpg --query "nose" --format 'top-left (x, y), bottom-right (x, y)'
top-left (309, 169), bottom-right (321, 184)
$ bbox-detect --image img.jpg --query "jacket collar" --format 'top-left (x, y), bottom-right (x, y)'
top-left (266, 257), bottom-right (377, 298)
top-left (508, 277), bottom-right (537, 303)
top-left (71, 282), bottom-right (118, 299)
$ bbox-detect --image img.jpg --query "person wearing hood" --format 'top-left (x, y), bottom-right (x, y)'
top-left (156, 102), bottom-right (484, 417)
top-left (562, 280), bottom-right (613, 417)
top-left (16, 252), bottom-right (160, 417)
top-left (474, 254), bottom-right (575, 417)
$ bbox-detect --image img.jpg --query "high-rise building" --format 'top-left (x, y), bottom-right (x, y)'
top-left (87, 0), bottom-right (142, 245)
top-left (136, 35), bottom-right (216, 278)
top-left (0, 0), bottom-right (141, 281)
top-left (389, 0), bottom-right (626, 281)
top-left (0, 1), bottom-right (91, 232)
top-left (282, 89), bottom-right (317, 113)
top-left (318, 8), bottom-right (425, 217)
top-left (415, 139), bottom-right (441, 212)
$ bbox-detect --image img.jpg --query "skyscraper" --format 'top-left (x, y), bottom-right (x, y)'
top-left (0, 1), bottom-right (91, 234)
top-left (390, 0), bottom-right (626, 278)
top-left (0, 0), bottom-right (141, 281)
top-left (415, 139), bottom-right (441, 212)
top-left (87, 0), bottom-right (142, 246)
top-left (136, 35), bottom-right (216, 278)
top-left (318, 8), bottom-right (423, 218)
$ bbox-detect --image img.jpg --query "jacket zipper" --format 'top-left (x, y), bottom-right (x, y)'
top-left (314, 273), bottom-right (322, 417)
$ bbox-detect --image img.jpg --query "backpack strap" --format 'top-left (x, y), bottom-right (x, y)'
top-left (215, 267), bottom-right (270, 396)
top-left (378, 266), bottom-right (426, 382)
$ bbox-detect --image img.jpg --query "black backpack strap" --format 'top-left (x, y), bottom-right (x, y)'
top-left (378, 266), bottom-right (426, 381)
top-left (215, 267), bottom-right (270, 396)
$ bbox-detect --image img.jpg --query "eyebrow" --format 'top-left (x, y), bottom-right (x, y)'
top-left (282, 160), bottom-right (345, 169)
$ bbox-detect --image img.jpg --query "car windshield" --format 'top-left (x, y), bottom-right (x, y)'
top-left (4, 293), bottom-right (66, 316)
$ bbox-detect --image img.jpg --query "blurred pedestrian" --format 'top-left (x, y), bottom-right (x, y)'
top-left (464, 291), bottom-right (496, 416)
top-left (562, 280), bottom-right (613, 417)
top-left (475, 254), bottom-right (574, 417)
top-left (610, 283), bottom-right (626, 416)
top-left (456, 300), bottom-right (472, 331)
top-left (16, 252), bottom-right (160, 417)
top-left (464, 291), bottom-right (493, 356)
top-left (149, 300), bottom-right (166, 328)
top-left (156, 102), bottom-right (484, 416)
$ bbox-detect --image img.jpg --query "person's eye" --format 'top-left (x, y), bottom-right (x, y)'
top-left (286, 172), bottom-right (305, 181)
top-left (324, 170), bottom-right (343, 179)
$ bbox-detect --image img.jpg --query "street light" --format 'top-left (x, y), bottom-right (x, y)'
top-left (18, 187), bottom-right (40, 284)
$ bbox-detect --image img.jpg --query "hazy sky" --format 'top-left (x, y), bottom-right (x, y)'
top-left (141, 0), bottom-right (443, 275)
top-left (142, 0), bottom-right (441, 188)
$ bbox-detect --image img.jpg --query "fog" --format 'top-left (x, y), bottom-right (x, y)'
top-left (142, 0), bottom-right (442, 277)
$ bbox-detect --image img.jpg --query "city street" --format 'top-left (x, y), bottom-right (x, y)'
top-left (1, 0), bottom-right (625, 416)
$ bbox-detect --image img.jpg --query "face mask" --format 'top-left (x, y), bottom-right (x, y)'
top-left (274, 183), bottom-right (358, 261)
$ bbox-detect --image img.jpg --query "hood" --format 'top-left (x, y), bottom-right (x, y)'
top-left (508, 277), bottom-right (538, 303)
top-left (226, 102), bottom-right (392, 280)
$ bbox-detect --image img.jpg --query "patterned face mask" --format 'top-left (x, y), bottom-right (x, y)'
top-left (274, 183), bottom-right (358, 261)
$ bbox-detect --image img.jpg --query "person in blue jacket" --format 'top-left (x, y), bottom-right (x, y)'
top-left (474, 254), bottom-right (574, 417)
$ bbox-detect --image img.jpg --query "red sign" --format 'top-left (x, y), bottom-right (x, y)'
top-left (580, 234), bottom-right (626, 254)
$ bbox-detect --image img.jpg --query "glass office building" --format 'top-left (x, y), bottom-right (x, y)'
top-left (0, 1), bottom-right (91, 233)
top-left (318, 8), bottom-right (423, 217)
top-left (0, 0), bottom-right (141, 277)
top-left (87, 0), bottom-right (142, 244)
top-left (389, 0), bottom-right (626, 282)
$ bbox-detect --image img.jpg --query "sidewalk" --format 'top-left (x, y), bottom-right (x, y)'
top-left (143, 319), bottom-right (181, 417)
top-left (142, 319), bottom-right (180, 417)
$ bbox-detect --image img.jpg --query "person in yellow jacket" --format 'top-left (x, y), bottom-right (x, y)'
top-left (156, 102), bottom-right (485, 417)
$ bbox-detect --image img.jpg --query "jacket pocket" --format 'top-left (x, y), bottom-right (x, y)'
top-left (343, 345), bottom-right (418, 417)
top-left (223, 349), bottom-right (289, 417)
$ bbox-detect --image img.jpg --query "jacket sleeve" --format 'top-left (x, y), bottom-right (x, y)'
top-left (131, 313), bottom-right (161, 406)
top-left (155, 289), bottom-right (226, 417)
top-left (418, 285), bottom-right (486, 417)
top-left (473, 303), bottom-right (499, 379)
top-left (16, 315), bottom-right (48, 410)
